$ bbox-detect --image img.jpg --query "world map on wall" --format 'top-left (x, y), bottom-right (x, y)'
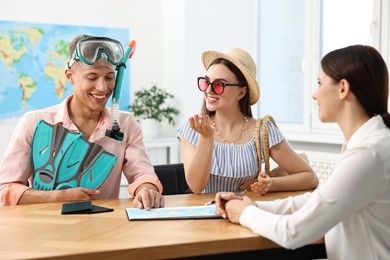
top-left (0, 20), bottom-right (130, 122)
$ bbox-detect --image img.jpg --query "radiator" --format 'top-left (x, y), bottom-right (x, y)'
top-left (269, 150), bottom-right (338, 185)
top-left (299, 151), bottom-right (338, 185)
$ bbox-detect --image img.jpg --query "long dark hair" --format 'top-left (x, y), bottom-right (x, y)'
top-left (321, 45), bottom-right (390, 128)
top-left (201, 58), bottom-right (252, 117)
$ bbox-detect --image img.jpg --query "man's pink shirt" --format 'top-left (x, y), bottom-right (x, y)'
top-left (0, 95), bottom-right (162, 206)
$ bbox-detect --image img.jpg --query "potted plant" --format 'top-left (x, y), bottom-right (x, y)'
top-left (129, 84), bottom-right (179, 138)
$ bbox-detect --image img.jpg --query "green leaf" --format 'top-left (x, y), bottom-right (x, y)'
top-left (129, 84), bottom-right (180, 125)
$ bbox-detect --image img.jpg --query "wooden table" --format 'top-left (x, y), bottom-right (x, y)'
top-left (0, 190), bottom-right (325, 259)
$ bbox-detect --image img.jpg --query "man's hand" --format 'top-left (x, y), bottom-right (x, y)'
top-left (18, 187), bottom-right (100, 205)
top-left (133, 183), bottom-right (165, 210)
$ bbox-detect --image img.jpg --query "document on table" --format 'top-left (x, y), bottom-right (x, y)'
top-left (125, 205), bottom-right (223, 220)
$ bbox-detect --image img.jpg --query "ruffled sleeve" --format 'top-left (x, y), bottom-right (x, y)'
top-left (176, 120), bottom-right (199, 147)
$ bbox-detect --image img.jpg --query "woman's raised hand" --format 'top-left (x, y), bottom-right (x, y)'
top-left (188, 112), bottom-right (214, 137)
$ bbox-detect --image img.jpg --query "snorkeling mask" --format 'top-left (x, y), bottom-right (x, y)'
top-left (67, 36), bottom-right (136, 141)
top-left (67, 36), bottom-right (125, 68)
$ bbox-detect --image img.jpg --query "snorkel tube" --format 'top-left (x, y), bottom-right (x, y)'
top-left (105, 40), bottom-right (136, 141)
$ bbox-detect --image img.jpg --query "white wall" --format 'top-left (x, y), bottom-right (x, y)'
top-left (162, 0), bottom-right (258, 133)
top-left (0, 0), bottom-right (257, 159)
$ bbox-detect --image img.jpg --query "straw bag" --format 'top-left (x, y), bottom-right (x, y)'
top-left (239, 115), bottom-right (309, 191)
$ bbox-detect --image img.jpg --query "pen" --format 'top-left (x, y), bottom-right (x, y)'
top-left (204, 189), bottom-right (247, 206)
top-left (204, 200), bottom-right (215, 206)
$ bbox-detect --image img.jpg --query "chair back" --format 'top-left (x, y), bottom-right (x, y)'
top-left (153, 163), bottom-right (191, 195)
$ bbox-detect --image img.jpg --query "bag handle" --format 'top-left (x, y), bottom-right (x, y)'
top-left (254, 118), bottom-right (263, 175)
top-left (254, 115), bottom-right (278, 176)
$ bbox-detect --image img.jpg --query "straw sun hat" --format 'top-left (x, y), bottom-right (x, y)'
top-left (201, 48), bottom-right (260, 105)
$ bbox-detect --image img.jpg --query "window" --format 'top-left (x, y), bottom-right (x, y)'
top-left (257, 0), bottom-right (382, 142)
top-left (258, 0), bottom-right (305, 125)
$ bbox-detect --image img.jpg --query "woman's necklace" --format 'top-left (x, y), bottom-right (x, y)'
top-left (212, 116), bottom-right (248, 145)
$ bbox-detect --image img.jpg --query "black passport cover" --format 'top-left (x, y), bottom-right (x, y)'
top-left (61, 201), bottom-right (113, 214)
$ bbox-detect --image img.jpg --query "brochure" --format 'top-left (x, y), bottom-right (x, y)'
top-left (125, 205), bottom-right (222, 220)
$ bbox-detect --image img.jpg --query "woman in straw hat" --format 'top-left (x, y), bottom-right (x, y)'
top-left (177, 47), bottom-right (318, 194)
top-left (214, 45), bottom-right (390, 259)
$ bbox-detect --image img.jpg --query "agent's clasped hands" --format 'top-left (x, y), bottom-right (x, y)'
top-left (214, 192), bottom-right (254, 224)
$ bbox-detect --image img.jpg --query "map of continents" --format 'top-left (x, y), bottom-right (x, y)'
top-left (0, 20), bottom-right (130, 122)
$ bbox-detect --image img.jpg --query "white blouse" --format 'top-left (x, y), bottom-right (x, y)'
top-left (240, 115), bottom-right (390, 260)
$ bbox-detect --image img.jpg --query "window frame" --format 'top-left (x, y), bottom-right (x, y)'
top-left (256, 0), bottom-right (388, 144)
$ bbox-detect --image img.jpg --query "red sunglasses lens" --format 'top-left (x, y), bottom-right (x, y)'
top-left (212, 81), bottom-right (224, 95)
top-left (198, 78), bottom-right (209, 91)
